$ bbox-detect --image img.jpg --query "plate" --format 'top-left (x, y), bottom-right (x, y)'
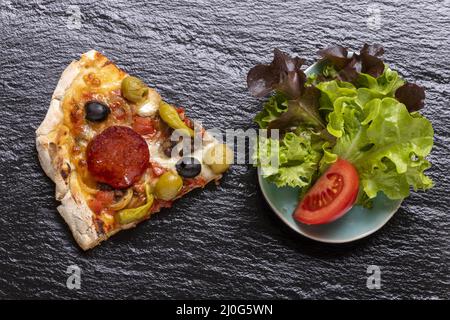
top-left (257, 59), bottom-right (403, 243)
top-left (258, 171), bottom-right (402, 243)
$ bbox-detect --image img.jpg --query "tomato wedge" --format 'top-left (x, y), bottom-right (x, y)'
top-left (293, 158), bottom-right (359, 225)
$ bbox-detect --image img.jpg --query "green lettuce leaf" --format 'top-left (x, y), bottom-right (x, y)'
top-left (356, 67), bottom-right (405, 105)
top-left (316, 67), bottom-right (404, 114)
top-left (255, 128), bottom-right (323, 188)
top-left (326, 96), bottom-right (433, 201)
top-left (254, 93), bottom-right (288, 128)
top-left (316, 80), bottom-right (357, 113)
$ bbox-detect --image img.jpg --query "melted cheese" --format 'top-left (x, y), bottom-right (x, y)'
top-left (137, 89), bottom-right (161, 117)
top-left (148, 131), bottom-right (219, 182)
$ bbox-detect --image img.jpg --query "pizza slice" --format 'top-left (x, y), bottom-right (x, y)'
top-left (36, 50), bottom-right (232, 250)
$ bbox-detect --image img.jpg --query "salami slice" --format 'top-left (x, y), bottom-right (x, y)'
top-left (86, 126), bottom-right (149, 189)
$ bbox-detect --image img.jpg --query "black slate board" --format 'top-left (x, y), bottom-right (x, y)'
top-left (0, 0), bottom-right (449, 299)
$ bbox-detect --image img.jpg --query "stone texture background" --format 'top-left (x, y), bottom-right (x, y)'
top-left (0, 0), bottom-right (449, 299)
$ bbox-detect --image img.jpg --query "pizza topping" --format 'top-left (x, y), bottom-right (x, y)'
top-left (181, 176), bottom-right (208, 194)
top-left (159, 101), bottom-right (194, 137)
top-left (117, 184), bottom-right (154, 225)
top-left (83, 72), bottom-right (101, 87)
top-left (95, 190), bottom-right (114, 204)
top-left (136, 89), bottom-right (161, 117)
top-left (100, 212), bottom-right (115, 227)
top-left (178, 137), bottom-right (197, 157)
top-left (203, 144), bottom-right (233, 174)
top-left (109, 98), bottom-right (128, 121)
top-left (154, 171), bottom-right (183, 201)
top-left (126, 190), bottom-right (147, 209)
top-left (177, 107), bottom-right (195, 128)
top-left (88, 198), bottom-right (103, 214)
top-left (175, 157), bottom-right (202, 178)
top-left (137, 100), bottom-right (159, 117)
top-left (76, 174), bottom-right (98, 195)
top-left (109, 188), bottom-right (133, 211)
top-left (85, 101), bottom-right (110, 122)
top-left (161, 139), bottom-right (178, 157)
top-left (150, 161), bottom-right (167, 177)
top-left (151, 199), bottom-right (173, 212)
top-left (88, 190), bottom-right (114, 214)
top-left (121, 76), bottom-right (149, 103)
top-left (97, 182), bottom-right (114, 191)
top-left (70, 104), bottom-right (84, 135)
top-left (160, 135), bottom-right (195, 158)
top-left (77, 125), bottom-right (96, 142)
top-left (86, 126), bottom-right (149, 189)
top-left (111, 106), bottom-right (127, 121)
top-left (132, 116), bottom-right (157, 136)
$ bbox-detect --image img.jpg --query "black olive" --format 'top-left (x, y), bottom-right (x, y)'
top-left (175, 157), bottom-right (202, 178)
top-left (85, 101), bottom-right (110, 122)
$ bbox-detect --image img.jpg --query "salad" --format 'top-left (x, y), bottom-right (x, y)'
top-left (248, 44), bottom-right (434, 225)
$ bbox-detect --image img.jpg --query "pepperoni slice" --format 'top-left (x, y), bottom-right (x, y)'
top-left (86, 126), bottom-right (149, 189)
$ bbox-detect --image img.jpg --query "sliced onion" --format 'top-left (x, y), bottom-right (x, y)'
top-left (109, 188), bottom-right (133, 210)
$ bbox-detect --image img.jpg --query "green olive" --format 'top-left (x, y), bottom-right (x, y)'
top-left (121, 76), bottom-right (149, 103)
top-left (154, 171), bottom-right (183, 200)
top-left (159, 101), bottom-right (194, 137)
top-left (204, 144), bottom-right (233, 174)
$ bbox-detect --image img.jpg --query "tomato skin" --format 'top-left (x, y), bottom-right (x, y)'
top-left (95, 191), bottom-right (114, 205)
top-left (293, 158), bottom-right (359, 225)
top-left (133, 116), bottom-right (156, 136)
top-left (88, 191), bottom-right (114, 214)
top-left (88, 198), bottom-right (103, 214)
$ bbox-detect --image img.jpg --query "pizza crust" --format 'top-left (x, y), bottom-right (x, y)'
top-left (36, 51), bottom-right (102, 250)
top-left (57, 174), bottom-right (100, 249)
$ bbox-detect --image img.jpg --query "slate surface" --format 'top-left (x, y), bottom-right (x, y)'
top-left (0, 0), bottom-right (449, 299)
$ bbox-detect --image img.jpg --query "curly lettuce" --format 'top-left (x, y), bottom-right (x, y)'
top-left (255, 128), bottom-right (323, 188)
top-left (254, 93), bottom-right (288, 128)
top-left (318, 44), bottom-right (385, 82)
top-left (248, 46), bottom-right (433, 206)
top-left (316, 67), bottom-right (404, 113)
top-left (249, 49), bottom-right (327, 131)
top-left (325, 95), bottom-right (433, 201)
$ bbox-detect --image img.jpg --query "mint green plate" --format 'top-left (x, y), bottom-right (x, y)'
top-left (257, 59), bottom-right (402, 243)
top-left (258, 171), bottom-right (402, 243)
